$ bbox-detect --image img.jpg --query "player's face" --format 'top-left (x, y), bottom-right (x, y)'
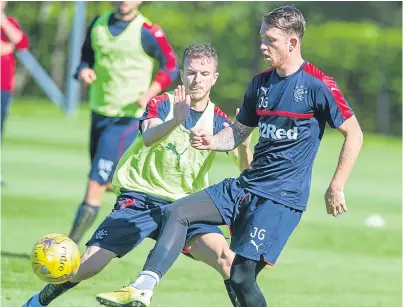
top-left (115, 1), bottom-right (142, 15)
top-left (181, 57), bottom-right (219, 102)
top-left (259, 22), bottom-right (290, 68)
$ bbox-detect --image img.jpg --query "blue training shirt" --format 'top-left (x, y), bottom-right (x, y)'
top-left (236, 61), bottom-right (354, 211)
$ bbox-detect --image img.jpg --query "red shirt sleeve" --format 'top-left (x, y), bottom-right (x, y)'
top-left (6, 17), bottom-right (29, 50)
top-left (141, 22), bottom-right (179, 90)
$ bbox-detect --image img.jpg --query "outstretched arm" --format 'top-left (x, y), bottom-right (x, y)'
top-left (223, 109), bottom-right (254, 171)
top-left (191, 120), bottom-right (255, 152)
top-left (196, 76), bottom-right (258, 152)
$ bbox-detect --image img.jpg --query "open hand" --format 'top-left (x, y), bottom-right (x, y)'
top-left (173, 85), bottom-right (191, 124)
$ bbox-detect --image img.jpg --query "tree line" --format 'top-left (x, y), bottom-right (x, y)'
top-left (6, 1), bottom-right (402, 136)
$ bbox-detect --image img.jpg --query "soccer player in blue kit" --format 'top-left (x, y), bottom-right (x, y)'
top-left (105, 5), bottom-right (364, 307)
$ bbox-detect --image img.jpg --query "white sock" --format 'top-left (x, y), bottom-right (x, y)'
top-left (131, 271), bottom-right (160, 291)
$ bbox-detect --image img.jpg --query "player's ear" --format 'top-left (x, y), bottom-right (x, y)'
top-left (289, 36), bottom-right (298, 52)
top-left (180, 69), bottom-right (184, 83)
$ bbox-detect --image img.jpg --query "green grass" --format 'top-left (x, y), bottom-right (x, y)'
top-left (1, 99), bottom-right (402, 307)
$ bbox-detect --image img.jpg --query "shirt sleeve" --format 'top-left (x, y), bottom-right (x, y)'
top-left (7, 17), bottom-right (29, 50)
top-left (236, 77), bottom-right (259, 127)
top-left (141, 93), bottom-right (171, 123)
top-left (141, 23), bottom-right (179, 90)
top-left (315, 77), bottom-right (354, 129)
top-left (213, 106), bottom-right (233, 135)
top-left (74, 16), bottom-right (99, 79)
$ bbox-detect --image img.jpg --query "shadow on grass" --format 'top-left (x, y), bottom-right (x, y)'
top-left (1, 251), bottom-right (30, 259)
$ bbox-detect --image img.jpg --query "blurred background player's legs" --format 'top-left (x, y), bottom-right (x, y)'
top-left (68, 112), bottom-right (106, 244)
top-left (68, 180), bottom-right (105, 244)
top-left (68, 113), bottom-right (140, 244)
top-left (1, 90), bottom-right (12, 185)
top-left (1, 90), bottom-right (12, 138)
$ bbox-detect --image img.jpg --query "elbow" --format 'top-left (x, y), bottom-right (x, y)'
top-left (154, 71), bottom-right (175, 92)
top-left (357, 128), bottom-right (364, 146)
top-left (142, 135), bottom-right (153, 147)
top-left (16, 35), bottom-right (29, 50)
top-left (348, 127), bottom-right (363, 150)
top-left (143, 139), bottom-right (152, 147)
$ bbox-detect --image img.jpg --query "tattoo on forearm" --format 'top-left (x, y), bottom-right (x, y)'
top-left (214, 121), bottom-right (253, 151)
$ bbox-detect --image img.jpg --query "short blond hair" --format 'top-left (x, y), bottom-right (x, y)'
top-left (183, 43), bottom-right (218, 70)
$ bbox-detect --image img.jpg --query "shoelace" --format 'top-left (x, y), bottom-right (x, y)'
top-left (114, 286), bottom-right (132, 293)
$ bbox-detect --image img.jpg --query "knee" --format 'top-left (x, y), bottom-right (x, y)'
top-left (230, 265), bottom-right (252, 289)
top-left (164, 203), bottom-right (189, 225)
top-left (216, 248), bottom-right (235, 279)
top-left (85, 180), bottom-right (108, 205)
top-left (105, 182), bottom-right (113, 192)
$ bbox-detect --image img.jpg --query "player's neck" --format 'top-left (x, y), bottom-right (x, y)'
top-left (191, 97), bottom-right (210, 112)
top-left (276, 56), bottom-right (305, 78)
top-left (115, 10), bottom-right (137, 21)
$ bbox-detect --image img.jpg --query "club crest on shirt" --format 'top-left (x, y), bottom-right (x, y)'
top-left (293, 85), bottom-right (308, 102)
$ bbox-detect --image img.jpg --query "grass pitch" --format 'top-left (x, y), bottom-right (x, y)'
top-left (1, 100), bottom-right (401, 307)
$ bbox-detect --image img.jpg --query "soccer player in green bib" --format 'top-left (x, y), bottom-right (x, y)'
top-left (69, 1), bottom-right (178, 245)
top-left (22, 44), bottom-right (253, 307)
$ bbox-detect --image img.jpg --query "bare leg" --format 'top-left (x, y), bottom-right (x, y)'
top-left (70, 245), bottom-right (116, 282)
top-left (36, 246), bottom-right (116, 305)
top-left (186, 233), bottom-right (240, 306)
top-left (185, 233), bottom-right (234, 279)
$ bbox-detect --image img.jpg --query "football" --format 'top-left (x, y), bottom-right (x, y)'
top-left (30, 234), bottom-right (80, 284)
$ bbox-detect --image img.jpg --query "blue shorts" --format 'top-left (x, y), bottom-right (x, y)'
top-left (86, 191), bottom-right (224, 258)
top-left (89, 112), bottom-right (140, 184)
top-left (1, 90), bottom-right (12, 136)
top-left (205, 178), bottom-right (302, 265)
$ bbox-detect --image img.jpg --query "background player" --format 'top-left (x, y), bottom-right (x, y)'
top-left (23, 43), bottom-right (253, 307)
top-left (112, 5), bottom-right (364, 307)
top-left (69, 1), bottom-right (179, 244)
top-left (1, 0), bottom-right (29, 184)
